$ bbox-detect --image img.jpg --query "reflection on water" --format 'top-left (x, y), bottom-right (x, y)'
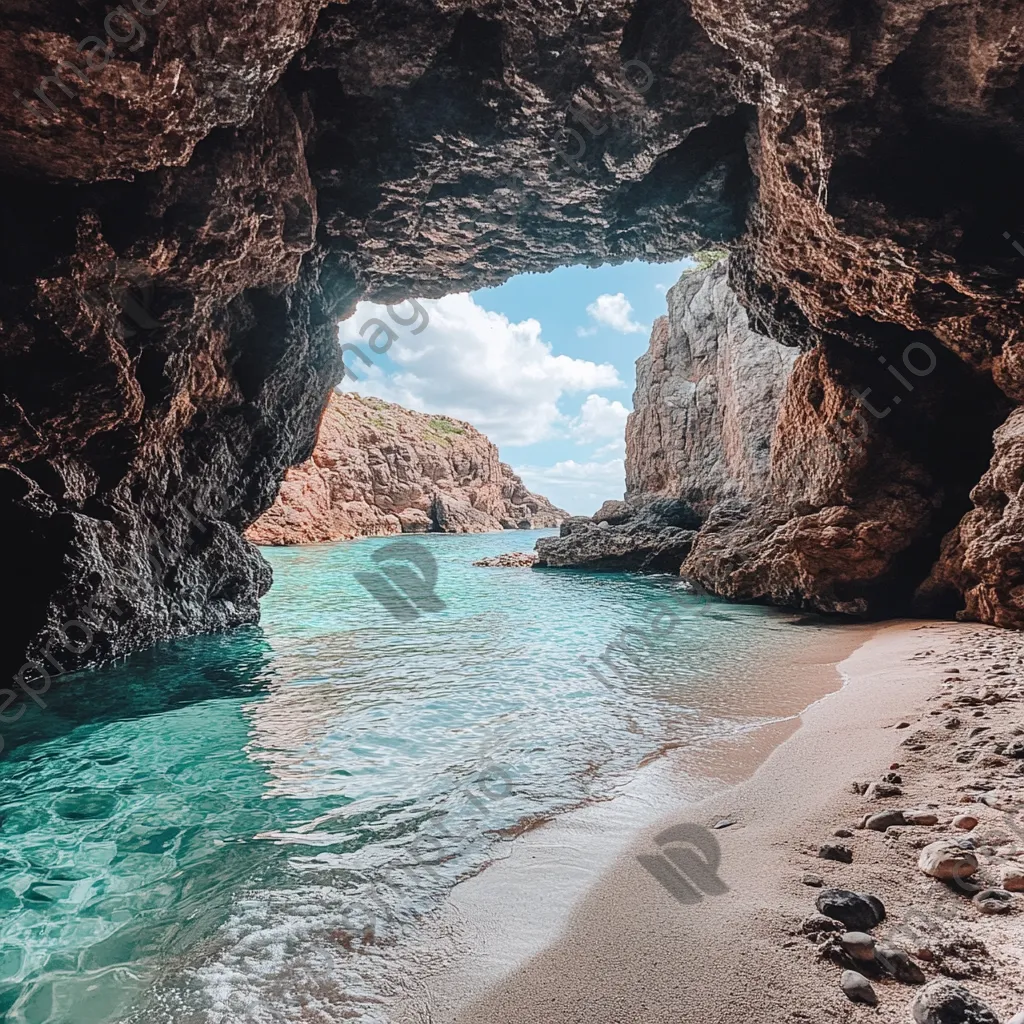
top-left (0, 530), bottom-right (848, 1023)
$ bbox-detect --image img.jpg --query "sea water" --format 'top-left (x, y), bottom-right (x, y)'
top-left (0, 531), bottom-right (847, 1023)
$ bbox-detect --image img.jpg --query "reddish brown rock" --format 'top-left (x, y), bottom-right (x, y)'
top-left (247, 393), bottom-right (566, 545)
top-left (3, 0), bottom-right (1024, 676)
top-left (918, 408), bottom-right (1024, 629)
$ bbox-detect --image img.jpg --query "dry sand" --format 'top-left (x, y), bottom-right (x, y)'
top-left (391, 621), bottom-right (1024, 1024)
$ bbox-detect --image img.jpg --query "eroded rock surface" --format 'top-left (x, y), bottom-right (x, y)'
top-left (247, 393), bottom-right (565, 544)
top-left (2, 0), bottom-right (1024, 674)
top-left (534, 498), bottom-right (699, 573)
top-left (621, 261), bottom-right (1014, 618)
top-left (627, 258), bottom-right (797, 514)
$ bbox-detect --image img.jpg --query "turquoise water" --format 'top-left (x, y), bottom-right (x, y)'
top-left (0, 531), bottom-right (844, 1023)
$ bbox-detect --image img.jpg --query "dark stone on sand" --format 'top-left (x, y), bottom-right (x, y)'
top-left (818, 843), bottom-right (853, 863)
top-left (911, 981), bottom-right (1000, 1024)
top-left (815, 889), bottom-right (886, 931)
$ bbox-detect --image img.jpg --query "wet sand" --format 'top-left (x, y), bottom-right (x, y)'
top-left (391, 621), bottom-right (1024, 1024)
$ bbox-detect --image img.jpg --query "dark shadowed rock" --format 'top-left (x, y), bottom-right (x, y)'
top-left (875, 944), bottom-right (926, 985)
top-left (911, 981), bottom-right (999, 1024)
top-left (815, 889), bottom-right (886, 931)
top-left (534, 499), bottom-right (699, 573)
top-left (840, 970), bottom-right (877, 1006)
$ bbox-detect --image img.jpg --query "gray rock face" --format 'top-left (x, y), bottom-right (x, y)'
top-left (911, 981), bottom-right (1000, 1024)
top-left (840, 970), bottom-right (878, 1006)
top-left (534, 498), bottom-right (699, 573)
top-left (626, 259), bottom-right (798, 515)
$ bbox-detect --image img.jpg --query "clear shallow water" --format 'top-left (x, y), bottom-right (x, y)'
top-left (0, 531), bottom-right (847, 1023)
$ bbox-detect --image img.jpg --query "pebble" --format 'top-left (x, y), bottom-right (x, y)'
top-left (801, 872), bottom-right (824, 887)
top-left (839, 931), bottom-right (875, 961)
top-left (800, 912), bottom-right (843, 936)
top-left (866, 809), bottom-right (906, 831)
top-left (1000, 864), bottom-right (1024, 892)
top-left (953, 814), bottom-right (979, 830)
top-left (866, 781), bottom-right (903, 799)
top-left (918, 840), bottom-right (979, 881)
top-left (818, 843), bottom-right (853, 864)
top-left (903, 810), bottom-right (939, 826)
top-left (712, 817), bottom-right (737, 829)
top-left (875, 943), bottom-right (926, 984)
top-left (911, 980), bottom-right (999, 1024)
top-left (815, 889), bottom-right (886, 930)
top-left (840, 970), bottom-right (878, 1005)
top-left (972, 889), bottom-right (1015, 914)
top-left (833, 828), bottom-right (854, 838)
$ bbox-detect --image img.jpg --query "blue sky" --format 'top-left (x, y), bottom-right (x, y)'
top-left (338, 258), bottom-right (692, 514)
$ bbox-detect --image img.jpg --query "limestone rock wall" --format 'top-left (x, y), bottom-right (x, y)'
top-left (247, 393), bottom-right (566, 545)
top-left (626, 258), bottom-right (798, 513)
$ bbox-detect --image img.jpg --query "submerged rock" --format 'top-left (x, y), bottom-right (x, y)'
top-left (473, 552), bottom-right (538, 568)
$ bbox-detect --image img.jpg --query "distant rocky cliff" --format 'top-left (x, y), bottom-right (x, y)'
top-left (538, 259), bottom-right (795, 576)
top-left (627, 259), bottom-right (797, 513)
top-left (540, 259), bottom-right (1017, 625)
top-left (248, 393), bottom-right (566, 545)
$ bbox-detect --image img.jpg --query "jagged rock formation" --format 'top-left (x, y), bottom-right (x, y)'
top-left (534, 498), bottom-right (699, 572)
top-left (247, 393), bottom-right (565, 544)
top-left (2, 0), bottom-right (1024, 674)
top-left (627, 259), bottom-right (798, 514)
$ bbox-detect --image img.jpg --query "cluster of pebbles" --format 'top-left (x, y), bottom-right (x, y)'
top-left (798, 626), bottom-right (1024, 1021)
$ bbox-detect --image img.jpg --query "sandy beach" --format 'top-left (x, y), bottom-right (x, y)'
top-left (392, 621), bottom-right (1024, 1024)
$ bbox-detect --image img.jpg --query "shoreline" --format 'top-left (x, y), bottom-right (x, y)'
top-left (391, 620), bottom-right (1024, 1024)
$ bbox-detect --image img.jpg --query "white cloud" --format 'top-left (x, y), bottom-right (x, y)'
top-left (338, 294), bottom-right (621, 447)
top-left (585, 292), bottom-right (647, 334)
top-left (570, 394), bottom-right (630, 442)
top-left (593, 437), bottom-right (626, 459)
top-left (514, 459), bottom-right (625, 516)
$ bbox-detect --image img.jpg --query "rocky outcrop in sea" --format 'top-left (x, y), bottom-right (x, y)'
top-left (247, 393), bottom-right (566, 545)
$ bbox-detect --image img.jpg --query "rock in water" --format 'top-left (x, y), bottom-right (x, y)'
top-left (918, 841), bottom-right (979, 881)
top-left (533, 498), bottom-right (698, 573)
top-left (815, 889), bottom-right (886, 931)
top-left (840, 971), bottom-right (878, 1006)
top-left (911, 981), bottom-right (1000, 1024)
top-left (473, 553), bottom-right (538, 568)
top-left (248, 395), bottom-right (567, 545)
